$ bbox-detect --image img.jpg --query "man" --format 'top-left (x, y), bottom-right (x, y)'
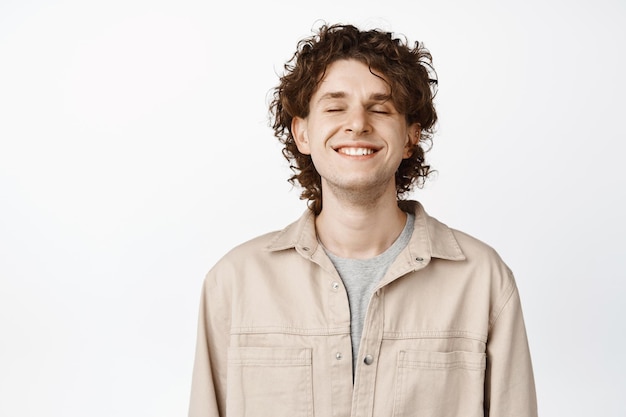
top-left (189, 23), bottom-right (537, 417)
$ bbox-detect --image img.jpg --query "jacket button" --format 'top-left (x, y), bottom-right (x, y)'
top-left (332, 282), bottom-right (340, 290)
top-left (335, 352), bottom-right (343, 360)
top-left (363, 354), bottom-right (374, 365)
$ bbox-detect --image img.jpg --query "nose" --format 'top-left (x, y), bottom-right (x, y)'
top-left (344, 108), bottom-right (371, 136)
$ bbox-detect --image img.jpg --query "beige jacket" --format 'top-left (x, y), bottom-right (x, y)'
top-left (189, 201), bottom-right (537, 417)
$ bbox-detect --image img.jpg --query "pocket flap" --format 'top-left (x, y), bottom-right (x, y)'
top-left (228, 347), bottom-right (312, 366)
top-left (398, 350), bottom-right (486, 370)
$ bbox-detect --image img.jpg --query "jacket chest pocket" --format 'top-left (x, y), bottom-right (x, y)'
top-left (392, 350), bottom-right (486, 417)
top-left (227, 347), bottom-right (314, 417)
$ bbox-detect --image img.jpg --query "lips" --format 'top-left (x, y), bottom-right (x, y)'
top-left (337, 147), bottom-right (376, 156)
top-left (333, 142), bottom-right (380, 156)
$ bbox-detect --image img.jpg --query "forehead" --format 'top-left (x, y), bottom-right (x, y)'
top-left (313, 59), bottom-right (391, 98)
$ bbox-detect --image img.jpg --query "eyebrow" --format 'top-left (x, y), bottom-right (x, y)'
top-left (316, 91), bottom-right (392, 104)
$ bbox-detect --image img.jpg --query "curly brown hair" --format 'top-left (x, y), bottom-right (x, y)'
top-left (269, 23), bottom-right (438, 214)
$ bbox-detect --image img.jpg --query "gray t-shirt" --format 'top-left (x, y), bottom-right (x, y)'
top-left (324, 213), bottom-right (415, 373)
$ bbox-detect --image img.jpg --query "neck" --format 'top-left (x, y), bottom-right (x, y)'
top-left (315, 187), bottom-right (407, 259)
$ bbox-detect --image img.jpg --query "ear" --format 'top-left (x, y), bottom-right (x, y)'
top-left (403, 123), bottom-right (421, 158)
top-left (292, 116), bottom-right (311, 155)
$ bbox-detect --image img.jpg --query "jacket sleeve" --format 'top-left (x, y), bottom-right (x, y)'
top-left (484, 278), bottom-right (538, 417)
top-left (188, 273), bottom-right (229, 417)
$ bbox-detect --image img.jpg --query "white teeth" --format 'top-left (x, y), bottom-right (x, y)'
top-left (339, 147), bottom-right (375, 156)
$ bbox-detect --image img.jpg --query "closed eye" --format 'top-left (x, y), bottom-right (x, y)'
top-left (370, 107), bottom-right (391, 114)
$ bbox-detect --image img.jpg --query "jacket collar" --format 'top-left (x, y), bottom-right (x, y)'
top-left (266, 200), bottom-right (465, 262)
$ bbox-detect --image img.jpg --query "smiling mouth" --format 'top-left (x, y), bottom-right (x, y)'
top-left (336, 147), bottom-right (377, 156)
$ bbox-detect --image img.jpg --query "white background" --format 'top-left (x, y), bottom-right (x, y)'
top-left (1, 0), bottom-right (624, 415)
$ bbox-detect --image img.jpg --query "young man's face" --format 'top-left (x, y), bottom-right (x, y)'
top-left (292, 59), bottom-right (419, 200)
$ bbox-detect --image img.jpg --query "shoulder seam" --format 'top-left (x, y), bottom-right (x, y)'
top-left (488, 269), bottom-right (517, 331)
